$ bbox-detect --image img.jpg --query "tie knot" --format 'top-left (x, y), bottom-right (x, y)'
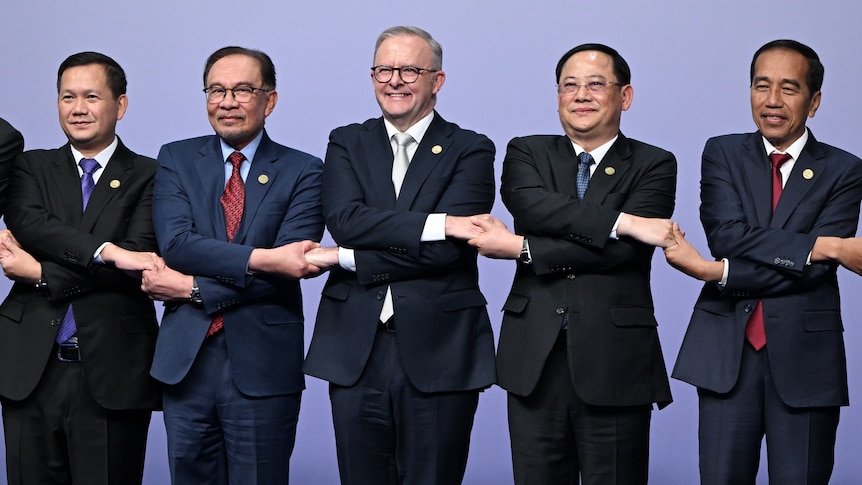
top-left (79, 158), bottom-right (100, 175)
top-left (769, 152), bottom-right (791, 169)
top-left (578, 151), bottom-right (595, 168)
top-left (228, 151), bottom-right (246, 169)
top-left (393, 132), bottom-right (414, 148)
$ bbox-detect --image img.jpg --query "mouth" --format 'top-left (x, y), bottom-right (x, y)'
top-left (572, 108), bottom-right (596, 115)
top-left (219, 116), bottom-right (244, 124)
top-left (762, 113), bottom-right (787, 124)
top-left (386, 93), bottom-right (410, 99)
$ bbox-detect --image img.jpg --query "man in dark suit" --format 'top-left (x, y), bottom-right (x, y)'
top-left (0, 52), bottom-right (162, 485)
top-left (302, 26), bottom-right (497, 484)
top-left (142, 46), bottom-right (323, 484)
top-left (666, 40), bottom-right (862, 484)
top-left (0, 118), bottom-right (24, 216)
top-left (455, 44), bottom-right (677, 484)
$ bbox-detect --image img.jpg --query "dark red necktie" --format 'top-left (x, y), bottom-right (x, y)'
top-left (745, 152), bottom-right (792, 350)
top-left (207, 151), bottom-right (246, 338)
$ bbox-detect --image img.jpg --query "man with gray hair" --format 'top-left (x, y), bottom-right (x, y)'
top-left (304, 26), bottom-right (497, 484)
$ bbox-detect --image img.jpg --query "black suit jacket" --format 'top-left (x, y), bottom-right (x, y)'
top-left (0, 140), bottom-right (160, 410)
top-left (0, 118), bottom-right (24, 216)
top-left (496, 134), bottom-right (675, 407)
top-left (304, 112), bottom-right (497, 393)
top-left (673, 132), bottom-right (862, 407)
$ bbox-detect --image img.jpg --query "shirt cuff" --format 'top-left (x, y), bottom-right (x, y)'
top-left (421, 213), bottom-right (447, 242)
top-left (718, 258), bottom-right (729, 287)
top-left (93, 242), bottom-right (112, 264)
top-left (609, 213), bottom-right (623, 239)
top-left (338, 247), bottom-right (357, 272)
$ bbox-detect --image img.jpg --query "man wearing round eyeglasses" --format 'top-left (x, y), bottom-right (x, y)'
top-left (303, 26), bottom-right (497, 484)
top-left (450, 43), bottom-right (678, 484)
top-left (143, 46), bottom-right (324, 484)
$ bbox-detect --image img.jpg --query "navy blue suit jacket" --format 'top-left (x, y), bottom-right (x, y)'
top-left (303, 113), bottom-right (497, 393)
top-left (673, 131), bottom-right (862, 407)
top-left (150, 131), bottom-right (323, 397)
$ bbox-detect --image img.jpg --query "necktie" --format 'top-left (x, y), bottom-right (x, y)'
top-left (577, 151), bottom-right (595, 199)
top-left (207, 151), bottom-right (247, 338)
top-left (56, 158), bottom-right (101, 344)
top-left (392, 132), bottom-right (413, 198)
top-left (745, 152), bottom-right (792, 350)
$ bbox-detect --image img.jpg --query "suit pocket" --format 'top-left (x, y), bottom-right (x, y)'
top-left (501, 293), bottom-right (529, 315)
top-left (0, 297), bottom-right (24, 323)
top-left (802, 310), bottom-right (843, 332)
top-left (693, 298), bottom-right (733, 316)
top-left (440, 289), bottom-right (487, 312)
top-left (610, 306), bottom-right (658, 328)
top-left (321, 282), bottom-right (351, 302)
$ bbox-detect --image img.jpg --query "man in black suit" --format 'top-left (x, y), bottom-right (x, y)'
top-left (666, 40), bottom-right (862, 484)
top-left (0, 118), bottom-right (24, 216)
top-left (455, 44), bottom-right (677, 484)
top-left (303, 26), bottom-right (497, 484)
top-left (0, 52), bottom-right (161, 485)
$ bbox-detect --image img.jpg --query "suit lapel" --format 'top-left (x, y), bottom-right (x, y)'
top-left (53, 144), bottom-right (87, 226)
top-left (771, 134), bottom-right (825, 228)
top-left (395, 113), bottom-right (452, 211)
top-left (583, 133), bottom-right (632, 203)
top-left (741, 134), bottom-right (774, 227)
top-left (543, 137), bottom-right (579, 198)
top-left (194, 136), bottom-right (230, 240)
top-left (80, 140), bottom-right (134, 231)
top-left (360, 120), bottom-right (398, 209)
top-left (234, 132), bottom-right (279, 243)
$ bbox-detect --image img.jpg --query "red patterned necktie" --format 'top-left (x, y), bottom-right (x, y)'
top-left (207, 151), bottom-right (246, 338)
top-left (745, 152), bottom-right (792, 350)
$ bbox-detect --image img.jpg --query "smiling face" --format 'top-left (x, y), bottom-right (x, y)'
top-left (57, 64), bottom-right (127, 157)
top-left (205, 54), bottom-right (277, 150)
top-left (557, 50), bottom-right (632, 152)
top-left (750, 48), bottom-right (821, 151)
top-left (372, 34), bottom-right (445, 132)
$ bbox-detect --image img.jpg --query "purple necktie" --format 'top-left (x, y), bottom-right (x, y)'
top-left (56, 158), bottom-right (100, 344)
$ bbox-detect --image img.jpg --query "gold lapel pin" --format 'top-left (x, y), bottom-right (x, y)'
top-left (258, 174), bottom-right (269, 184)
top-left (431, 145), bottom-right (443, 155)
top-left (604, 167), bottom-right (616, 176)
top-left (109, 179), bottom-right (120, 189)
top-left (802, 169), bottom-right (814, 180)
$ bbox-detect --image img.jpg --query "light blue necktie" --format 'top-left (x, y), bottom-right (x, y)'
top-left (56, 158), bottom-right (100, 344)
top-left (576, 151), bottom-right (595, 199)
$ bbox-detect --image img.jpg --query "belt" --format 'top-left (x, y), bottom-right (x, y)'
top-left (379, 317), bottom-right (395, 333)
top-left (56, 340), bottom-right (81, 362)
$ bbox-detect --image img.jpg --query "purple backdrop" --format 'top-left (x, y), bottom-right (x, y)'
top-left (2, 1), bottom-right (862, 483)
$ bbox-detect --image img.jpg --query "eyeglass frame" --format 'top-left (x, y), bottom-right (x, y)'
top-left (370, 65), bottom-right (439, 84)
top-left (556, 80), bottom-right (623, 96)
top-left (202, 85), bottom-right (273, 104)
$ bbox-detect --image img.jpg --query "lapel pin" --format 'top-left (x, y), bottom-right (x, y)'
top-left (802, 169), bottom-right (814, 180)
top-left (109, 179), bottom-right (120, 189)
top-left (604, 167), bottom-right (616, 176)
top-left (258, 174), bottom-right (269, 184)
top-left (431, 145), bottom-right (442, 155)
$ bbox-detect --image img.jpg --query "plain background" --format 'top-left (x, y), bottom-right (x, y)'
top-left (3, 1), bottom-right (862, 483)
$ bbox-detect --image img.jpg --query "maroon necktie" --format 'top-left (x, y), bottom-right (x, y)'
top-left (207, 151), bottom-right (246, 338)
top-left (745, 153), bottom-right (792, 350)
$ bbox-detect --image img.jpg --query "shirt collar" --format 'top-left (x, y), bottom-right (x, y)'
top-left (384, 111), bottom-right (435, 144)
top-left (761, 128), bottom-right (809, 160)
top-left (220, 130), bottom-right (264, 163)
top-left (70, 136), bottom-right (119, 168)
top-left (570, 134), bottom-right (619, 165)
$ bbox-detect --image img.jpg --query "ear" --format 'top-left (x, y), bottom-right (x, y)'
top-left (808, 90), bottom-right (821, 118)
top-left (431, 70), bottom-right (446, 95)
top-left (264, 90), bottom-right (278, 117)
top-left (620, 84), bottom-right (634, 112)
top-left (116, 94), bottom-right (128, 121)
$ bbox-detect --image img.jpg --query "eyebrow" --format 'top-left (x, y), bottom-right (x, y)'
top-left (753, 75), bottom-right (802, 88)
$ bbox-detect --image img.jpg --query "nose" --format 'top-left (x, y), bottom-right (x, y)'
top-left (765, 86), bottom-right (783, 107)
top-left (219, 89), bottom-right (241, 108)
top-left (573, 84), bottom-right (593, 101)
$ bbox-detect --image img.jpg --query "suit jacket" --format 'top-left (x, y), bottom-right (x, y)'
top-left (495, 134), bottom-right (675, 408)
top-left (303, 112), bottom-right (497, 393)
top-left (673, 131), bottom-right (862, 407)
top-left (0, 117), bottom-right (24, 216)
top-left (0, 140), bottom-right (161, 410)
top-left (150, 130), bottom-right (323, 397)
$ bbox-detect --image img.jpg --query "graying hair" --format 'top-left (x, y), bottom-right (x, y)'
top-left (374, 26), bottom-right (443, 70)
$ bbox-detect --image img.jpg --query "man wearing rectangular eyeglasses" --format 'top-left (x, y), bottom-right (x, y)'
top-left (450, 43), bottom-right (677, 484)
top-left (303, 26), bottom-right (497, 484)
top-left (142, 46), bottom-right (324, 484)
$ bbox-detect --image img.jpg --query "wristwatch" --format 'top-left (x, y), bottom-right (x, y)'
top-left (189, 277), bottom-right (203, 304)
top-left (519, 237), bottom-right (532, 264)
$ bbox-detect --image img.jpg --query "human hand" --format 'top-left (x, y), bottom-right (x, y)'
top-left (467, 215), bottom-right (521, 259)
top-left (141, 265), bottom-right (194, 301)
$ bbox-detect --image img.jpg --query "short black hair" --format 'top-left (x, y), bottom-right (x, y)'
top-left (204, 46), bottom-right (276, 89)
top-left (750, 39), bottom-right (824, 94)
top-left (555, 43), bottom-right (631, 85)
top-left (57, 51), bottom-right (127, 99)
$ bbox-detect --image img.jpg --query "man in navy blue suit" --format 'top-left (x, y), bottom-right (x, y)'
top-left (303, 26), bottom-right (497, 484)
top-left (0, 118), bottom-right (24, 216)
top-left (666, 40), bottom-right (862, 484)
top-left (142, 46), bottom-right (324, 484)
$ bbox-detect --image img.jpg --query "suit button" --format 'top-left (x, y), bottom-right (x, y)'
top-left (744, 304), bottom-right (753, 313)
top-left (774, 257), bottom-right (781, 265)
top-left (567, 274), bottom-right (576, 280)
top-left (51, 318), bottom-right (61, 327)
top-left (555, 307), bottom-right (566, 315)
top-left (376, 291), bottom-right (385, 300)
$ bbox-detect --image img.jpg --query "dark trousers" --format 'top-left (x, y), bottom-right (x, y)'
top-left (329, 328), bottom-right (480, 485)
top-left (2, 354), bottom-right (151, 485)
top-left (162, 331), bottom-right (301, 485)
top-left (508, 331), bottom-right (652, 485)
top-left (698, 344), bottom-right (839, 485)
